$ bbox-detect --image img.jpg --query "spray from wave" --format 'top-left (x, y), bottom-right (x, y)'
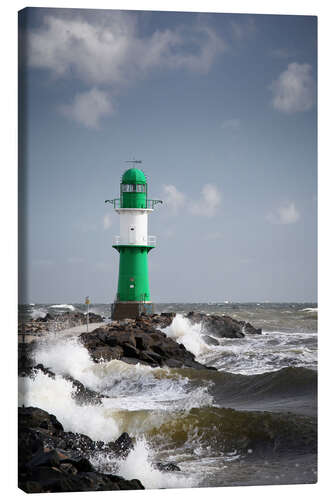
top-left (50, 304), bottom-right (76, 311)
top-left (18, 334), bottom-right (214, 488)
top-left (162, 314), bottom-right (317, 375)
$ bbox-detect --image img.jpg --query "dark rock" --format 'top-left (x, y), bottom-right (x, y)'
top-left (18, 407), bottom-right (144, 493)
top-left (80, 319), bottom-right (212, 370)
top-left (155, 462), bottom-right (181, 472)
top-left (202, 335), bottom-right (220, 346)
top-left (110, 432), bottom-right (134, 457)
top-left (186, 311), bottom-right (261, 338)
top-left (19, 406), bottom-right (64, 434)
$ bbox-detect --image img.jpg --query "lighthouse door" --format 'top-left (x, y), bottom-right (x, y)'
top-left (129, 225), bottom-right (136, 244)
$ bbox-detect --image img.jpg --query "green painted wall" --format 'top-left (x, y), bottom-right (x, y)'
top-left (115, 246), bottom-right (151, 301)
top-left (121, 191), bottom-right (147, 208)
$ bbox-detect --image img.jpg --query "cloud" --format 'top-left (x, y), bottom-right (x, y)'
top-left (26, 12), bottom-right (227, 127)
top-left (270, 63), bottom-right (315, 113)
top-left (27, 12), bottom-right (226, 85)
top-left (59, 88), bottom-right (114, 128)
top-left (266, 202), bottom-right (300, 224)
top-left (221, 118), bottom-right (240, 131)
top-left (163, 185), bottom-right (186, 214)
top-left (103, 213), bottom-right (113, 229)
top-left (189, 184), bottom-right (221, 217)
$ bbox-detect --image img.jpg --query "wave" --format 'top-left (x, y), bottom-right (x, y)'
top-left (162, 314), bottom-right (317, 375)
top-left (162, 314), bottom-right (211, 357)
top-left (30, 308), bottom-right (47, 320)
top-left (147, 405), bottom-right (317, 456)
top-left (50, 304), bottom-right (76, 311)
top-left (172, 366), bottom-right (317, 415)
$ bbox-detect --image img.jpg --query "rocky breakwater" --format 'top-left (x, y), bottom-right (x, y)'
top-left (79, 312), bottom-right (261, 369)
top-left (186, 311), bottom-right (261, 342)
top-left (18, 407), bottom-right (144, 493)
top-left (19, 311), bottom-right (105, 339)
top-left (80, 313), bottom-right (212, 370)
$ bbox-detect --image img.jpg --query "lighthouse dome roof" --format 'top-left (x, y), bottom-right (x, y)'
top-left (121, 168), bottom-right (147, 184)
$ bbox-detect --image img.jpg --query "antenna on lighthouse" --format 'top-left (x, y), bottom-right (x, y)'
top-left (125, 158), bottom-right (142, 165)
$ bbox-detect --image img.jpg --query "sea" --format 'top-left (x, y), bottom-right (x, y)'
top-left (18, 302), bottom-right (317, 489)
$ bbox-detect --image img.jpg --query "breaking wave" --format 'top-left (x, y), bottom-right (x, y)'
top-left (50, 304), bottom-right (76, 311)
top-left (162, 314), bottom-right (317, 374)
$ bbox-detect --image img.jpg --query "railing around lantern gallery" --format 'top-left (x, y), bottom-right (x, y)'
top-left (105, 199), bottom-right (162, 209)
top-left (113, 235), bottom-right (156, 246)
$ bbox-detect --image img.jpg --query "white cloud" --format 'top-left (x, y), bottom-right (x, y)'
top-left (27, 13), bottom-right (226, 127)
top-left (266, 202), bottom-right (300, 224)
top-left (189, 184), bottom-right (221, 217)
top-left (27, 12), bottom-right (226, 85)
top-left (60, 88), bottom-right (114, 128)
top-left (163, 185), bottom-right (186, 214)
top-left (103, 213), bottom-right (113, 229)
top-left (221, 118), bottom-right (240, 131)
top-left (270, 63), bottom-right (315, 113)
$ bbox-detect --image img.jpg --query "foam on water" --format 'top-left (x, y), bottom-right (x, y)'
top-left (19, 335), bottom-right (212, 442)
top-left (162, 314), bottom-right (211, 357)
top-left (50, 304), bottom-right (76, 311)
top-left (30, 308), bottom-right (47, 320)
top-left (118, 437), bottom-right (194, 489)
top-left (162, 315), bottom-right (317, 375)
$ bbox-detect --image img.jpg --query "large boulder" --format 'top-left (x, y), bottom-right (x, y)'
top-left (18, 407), bottom-right (144, 493)
top-left (80, 316), bottom-right (214, 370)
top-left (186, 311), bottom-right (262, 338)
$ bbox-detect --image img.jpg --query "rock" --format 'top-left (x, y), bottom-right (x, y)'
top-left (155, 462), bottom-right (181, 472)
top-left (110, 432), bottom-right (134, 458)
top-left (80, 320), bottom-right (212, 370)
top-left (186, 311), bottom-right (261, 338)
top-left (19, 406), bottom-right (64, 434)
top-left (18, 407), bottom-right (145, 493)
top-left (202, 335), bottom-right (220, 346)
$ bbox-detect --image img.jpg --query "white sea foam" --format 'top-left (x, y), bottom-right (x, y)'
top-left (19, 335), bottom-right (212, 443)
top-left (18, 372), bottom-right (120, 441)
top-left (31, 308), bottom-right (47, 320)
top-left (118, 437), bottom-right (194, 489)
top-left (162, 314), bottom-right (211, 358)
top-left (162, 314), bottom-right (317, 375)
top-left (50, 304), bottom-right (75, 311)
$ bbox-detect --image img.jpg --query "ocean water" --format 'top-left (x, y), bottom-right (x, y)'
top-left (18, 303), bottom-right (317, 488)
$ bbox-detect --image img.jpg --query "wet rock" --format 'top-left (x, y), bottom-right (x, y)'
top-left (186, 311), bottom-right (261, 338)
top-left (155, 462), bottom-right (181, 472)
top-left (110, 432), bottom-right (134, 458)
top-left (80, 319), bottom-right (212, 370)
top-left (202, 335), bottom-right (220, 346)
top-left (18, 407), bottom-right (144, 493)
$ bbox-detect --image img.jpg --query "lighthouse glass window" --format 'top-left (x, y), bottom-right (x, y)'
top-left (18, 6), bottom-right (317, 495)
top-left (121, 184), bottom-right (146, 192)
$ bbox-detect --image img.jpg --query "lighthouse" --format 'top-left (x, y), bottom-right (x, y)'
top-left (106, 161), bottom-right (162, 320)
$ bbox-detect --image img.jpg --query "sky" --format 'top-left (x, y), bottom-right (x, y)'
top-left (18, 7), bottom-right (317, 304)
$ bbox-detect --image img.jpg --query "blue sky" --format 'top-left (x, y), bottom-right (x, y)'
top-left (18, 8), bottom-right (317, 303)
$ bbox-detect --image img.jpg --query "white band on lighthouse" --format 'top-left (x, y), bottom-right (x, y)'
top-left (116, 208), bottom-right (153, 246)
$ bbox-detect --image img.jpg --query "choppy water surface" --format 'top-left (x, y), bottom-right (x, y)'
top-left (18, 303), bottom-right (317, 488)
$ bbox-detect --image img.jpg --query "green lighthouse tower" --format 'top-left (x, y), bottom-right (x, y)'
top-left (106, 161), bottom-right (162, 320)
